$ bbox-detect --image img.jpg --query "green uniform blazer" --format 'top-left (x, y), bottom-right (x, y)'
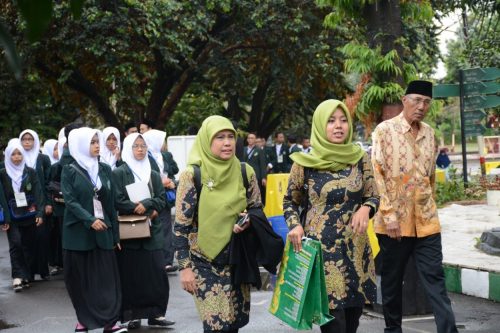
top-left (0, 181), bottom-right (10, 224)
top-left (61, 162), bottom-right (119, 251)
top-left (35, 154), bottom-right (51, 206)
top-left (46, 148), bottom-right (75, 217)
top-left (148, 151), bottom-right (179, 209)
top-left (0, 167), bottom-right (44, 226)
top-left (112, 163), bottom-right (166, 250)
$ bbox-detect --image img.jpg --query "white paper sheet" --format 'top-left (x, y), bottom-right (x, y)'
top-left (125, 181), bottom-right (151, 202)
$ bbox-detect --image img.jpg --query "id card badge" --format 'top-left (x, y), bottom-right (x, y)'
top-left (277, 154), bottom-right (284, 163)
top-left (14, 192), bottom-right (28, 207)
top-left (93, 197), bottom-right (105, 219)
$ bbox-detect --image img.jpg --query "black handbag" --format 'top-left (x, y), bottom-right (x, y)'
top-left (8, 195), bottom-right (37, 221)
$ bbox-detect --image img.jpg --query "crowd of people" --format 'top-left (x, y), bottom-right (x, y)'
top-left (0, 80), bottom-right (459, 333)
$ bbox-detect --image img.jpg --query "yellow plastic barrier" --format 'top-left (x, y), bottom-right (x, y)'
top-left (435, 169), bottom-right (446, 183)
top-left (367, 220), bottom-right (380, 258)
top-left (264, 174), bottom-right (290, 217)
top-left (485, 161), bottom-right (500, 175)
top-left (264, 173), bottom-right (380, 257)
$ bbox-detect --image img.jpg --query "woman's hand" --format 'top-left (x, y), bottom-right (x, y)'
top-left (91, 219), bottom-right (108, 231)
top-left (1, 224), bottom-right (9, 231)
top-left (233, 212), bottom-right (250, 233)
top-left (35, 217), bottom-right (43, 227)
top-left (288, 224), bottom-right (304, 252)
top-left (162, 177), bottom-right (176, 189)
top-left (45, 205), bottom-right (53, 215)
top-left (134, 202), bottom-right (146, 215)
top-left (351, 206), bottom-right (371, 234)
top-left (180, 267), bottom-right (197, 295)
top-left (150, 209), bottom-right (158, 220)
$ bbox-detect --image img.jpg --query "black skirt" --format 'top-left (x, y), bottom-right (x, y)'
top-left (63, 249), bottom-right (121, 330)
top-left (116, 248), bottom-right (169, 321)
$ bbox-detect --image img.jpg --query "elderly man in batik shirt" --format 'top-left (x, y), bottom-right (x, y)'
top-left (371, 80), bottom-right (458, 333)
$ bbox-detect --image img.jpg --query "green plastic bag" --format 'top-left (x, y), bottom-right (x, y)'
top-left (269, 238), bottom-right (333, 329)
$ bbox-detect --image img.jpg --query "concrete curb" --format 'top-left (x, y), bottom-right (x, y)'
top-left (444, 264), bottom-right (500, 302)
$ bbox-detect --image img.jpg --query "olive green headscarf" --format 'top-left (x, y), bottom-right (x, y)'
top-left (188, 115), bottom-right (247, 259)
top-left (291, 99), bottom-right (364, 171)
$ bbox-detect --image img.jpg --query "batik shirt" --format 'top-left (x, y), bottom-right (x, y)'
top-left (283, 154), bottom-right (379, 309)
top-left (371, 112), bottom-right (441, 237)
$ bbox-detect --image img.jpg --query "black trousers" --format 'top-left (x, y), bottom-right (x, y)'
top-left (49, 215), bottom-right (64, 268)
top-left (320, 306), bottom-right (363, 333)
top-left (377, 234), bottom-right (458, 333)
top-left (7, 223), bottom-right (36, 280)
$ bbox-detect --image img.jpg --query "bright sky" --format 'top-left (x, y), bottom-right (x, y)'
top-left (433, 11), bottom-right (461, 79)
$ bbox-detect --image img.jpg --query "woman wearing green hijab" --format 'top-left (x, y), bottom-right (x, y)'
top-left (283, 100), bottom-right (379, 333)
top-left (174, 115), bottom-right (263, 333)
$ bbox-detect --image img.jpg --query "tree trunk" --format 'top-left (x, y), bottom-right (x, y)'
top-left (363, 0), bottom-right (405, 121)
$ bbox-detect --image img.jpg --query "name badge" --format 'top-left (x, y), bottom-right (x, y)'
top-left (93, 197), bottom-right (105, 220)
top-left (277, 155), bottom-right (284, 163)
top-left (14, 192), bottom-right (28, 207)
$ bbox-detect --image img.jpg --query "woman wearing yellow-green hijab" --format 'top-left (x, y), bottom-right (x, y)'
top-left (173, 116), bottom-right (263, 333)
top-left (283, 100), bottom-right (380, 333)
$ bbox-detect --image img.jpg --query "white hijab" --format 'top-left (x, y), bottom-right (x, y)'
top-left (57, 127), bottom-right (66, 161)
top-left (142, 129), bottom-right (166, 175)
top-left (100, 127), bottom-right (121, 170)
top-left (122, 133), bottom-right (151, 183)
top-left (19, 129), bottom-right (40, 169)
top-left (68, 127), bottom-right (102, 190)
top-left (4, 139), bottom-right (26, 193)
top-left (42, 139), bottom-right (58, 165)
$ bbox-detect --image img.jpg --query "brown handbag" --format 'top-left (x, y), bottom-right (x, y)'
top-left (118, 215), bottom-right (151, 240)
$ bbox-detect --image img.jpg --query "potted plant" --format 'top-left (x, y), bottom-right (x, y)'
top-left (480, 176), bottom-right (500, 206)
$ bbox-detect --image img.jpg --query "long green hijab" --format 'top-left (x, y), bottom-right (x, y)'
top-left (291, 99), bottom-right (364, 171)
top-left (188, 115), bottom-right (247, 259)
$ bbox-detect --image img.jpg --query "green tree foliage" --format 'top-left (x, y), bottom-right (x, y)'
top-left (318, 0), bottom-right (438, 125)
top-left (1, 0), bottom-right (351, 138)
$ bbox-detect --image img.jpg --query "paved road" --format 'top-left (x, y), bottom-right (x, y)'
top-left (0, 232), bottom-right (499, 332)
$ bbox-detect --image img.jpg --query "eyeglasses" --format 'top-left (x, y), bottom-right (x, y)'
top-left (21, 138), bottom-right (34, 142)
top-left (406, 95), bottom-right (432, 106)
top-left (132, 144), bottom-right (148, 149)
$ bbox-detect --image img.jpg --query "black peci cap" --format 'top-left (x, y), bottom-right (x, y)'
top-left (405, 80), bottom-right (433, 98)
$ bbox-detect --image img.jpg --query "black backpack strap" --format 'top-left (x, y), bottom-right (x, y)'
top-left (240, 162), bottom-right (249, 197)
top-left (192, 164), bottom-right (202, 198)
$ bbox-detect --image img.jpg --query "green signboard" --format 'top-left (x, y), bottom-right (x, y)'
top-left (464, 124), bottom-right (486, 137)
top-left (433, 81), bottom-right (500, 98)
top-left (463, 110), bottom-right (486, 124)
top-left (464, 95), bottom-right (500, 111)
top-left (463, 67), bottom-right (500, 83)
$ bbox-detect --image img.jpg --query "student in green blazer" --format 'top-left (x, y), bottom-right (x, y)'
top-left (61, 127), bottom-right (125, 333)
top-left (113, 133), bottom-right (174, 329)
top-left (142, 129), bottom-right (179, 272)
top-left (19, 129), bottom-right (52, 280)
top-left (1, 139), bottom-right (44, 292)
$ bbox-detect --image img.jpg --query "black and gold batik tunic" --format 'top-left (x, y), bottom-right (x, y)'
top-left (174, 166), bottom-right (262, 331)
top-left (283, 153), bottom-right (379, 310)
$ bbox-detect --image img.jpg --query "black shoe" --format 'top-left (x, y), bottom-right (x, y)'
top-left (127, 320), bottom-right (141, 330)
top-left (148, 317), bottom-right (175, 327)
top-left (164, 265), bottom-right (178, 273)
top-left (21, 279), bottom-right (30, 289)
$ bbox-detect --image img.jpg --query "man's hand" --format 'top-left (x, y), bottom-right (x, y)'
top-left (45, 205), bottom-right (53, 215)
top-left (386, 221), bottom-right (401, 240)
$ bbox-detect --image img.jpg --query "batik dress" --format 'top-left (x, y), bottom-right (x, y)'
top-left (174, 166), bottom-right (262, 331)
top-left (283, 153), bottom-right (379, 310)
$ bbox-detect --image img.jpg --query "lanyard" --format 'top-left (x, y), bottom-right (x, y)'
top-left (71, 164), bottom-right (99, 194)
